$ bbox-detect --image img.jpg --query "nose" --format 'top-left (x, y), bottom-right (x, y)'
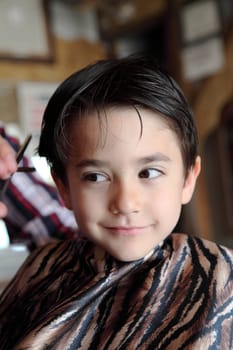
top-left (109, 180), bottom-right (141, 215)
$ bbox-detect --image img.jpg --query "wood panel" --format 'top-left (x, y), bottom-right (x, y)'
top-left (0, 36), bottom-right (105, 82)
top-left (192, 27), bottom-right (233, 242)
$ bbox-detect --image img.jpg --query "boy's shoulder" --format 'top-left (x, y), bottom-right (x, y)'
top-left (33, 237), bottom-right (92, 260)
top-left (22, 238), bottom-right (92, 273)
top-left (171, 232), bottom-right (233, 257)
top-left (170, 233), bottom-right (233, 286)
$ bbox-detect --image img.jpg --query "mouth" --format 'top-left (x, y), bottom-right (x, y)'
top-left (104, 226), bottom-right (149, 236)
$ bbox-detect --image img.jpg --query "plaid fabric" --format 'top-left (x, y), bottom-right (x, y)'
top-left (0, 124), bottom-right (78, 250)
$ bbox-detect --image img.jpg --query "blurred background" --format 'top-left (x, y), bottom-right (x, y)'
top-left (0, 0), bottom-right (233, 249)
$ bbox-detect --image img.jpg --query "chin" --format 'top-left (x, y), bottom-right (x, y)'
top-left (112, 250), bottom-right (152, 262)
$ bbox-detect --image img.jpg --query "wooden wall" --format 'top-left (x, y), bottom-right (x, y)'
top-left (192, 27), bottom-right (233, 241)
top-left (0, 37), bottom-right (105, 82)
top-left (0, 36), bottom-right (105, 125)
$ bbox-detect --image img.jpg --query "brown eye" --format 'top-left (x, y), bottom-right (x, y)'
top-left (139, 168), bottom-right (160, 179)
top-left (83, 173), bottom-right (107, 182)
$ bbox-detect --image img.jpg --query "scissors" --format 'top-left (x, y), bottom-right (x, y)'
top-left (0, 134), bottom-right (35, 200)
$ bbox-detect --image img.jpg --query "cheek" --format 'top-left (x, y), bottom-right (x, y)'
top-left (150, 182), bottom-right (183, 218)
top-left (153, 195), bottom-right (182, 217)
top-left (70, 190), bottom-right (102, 223)
top-left (153, 196), bottom-right (182, 233)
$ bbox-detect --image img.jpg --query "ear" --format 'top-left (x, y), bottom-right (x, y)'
top-left (51, 169), bottom-right (72, 210)
top-left (182, 156), bottom-right (201, 204)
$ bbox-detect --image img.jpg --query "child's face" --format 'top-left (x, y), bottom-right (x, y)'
top-left (54, 106), bottom-right (200, 261)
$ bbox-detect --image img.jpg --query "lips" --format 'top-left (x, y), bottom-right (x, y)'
top-left (104, 226), bottom-right (148, 236)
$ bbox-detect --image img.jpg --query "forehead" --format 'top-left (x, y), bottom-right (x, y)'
top-left (67, 106), bottom-right (182, 158)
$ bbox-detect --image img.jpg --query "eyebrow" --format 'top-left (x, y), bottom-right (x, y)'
top-left (76, 159), bottom-right (109, 168)
top-left (138, 154), bottom-right (171, 164)
top-left (76, 153), bottom-right (171, 168)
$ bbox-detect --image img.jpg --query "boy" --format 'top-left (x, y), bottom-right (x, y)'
top-left (0, 55), bottom-right (233, 349)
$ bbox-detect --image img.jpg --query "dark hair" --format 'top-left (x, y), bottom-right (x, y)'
top-left (38, 55), bottom-right (198, 180)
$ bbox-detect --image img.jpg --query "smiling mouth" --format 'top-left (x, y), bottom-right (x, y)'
top-left (105, 226), bottom-right (148, 236)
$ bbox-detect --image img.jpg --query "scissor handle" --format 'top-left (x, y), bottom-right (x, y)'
top-left (16, 134), bottom-right (32, 164)
top-left (0, 134), bottom-right (33, 200)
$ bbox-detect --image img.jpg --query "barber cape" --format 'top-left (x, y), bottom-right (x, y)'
top-left (0, 233), bottom-right (233, 350)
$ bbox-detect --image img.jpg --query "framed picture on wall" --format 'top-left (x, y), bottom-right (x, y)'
top-left (179, 0), bottom-right (222, 45)
top-left (0, 0), bottom-right (53, 62)
top-left (16, 81), bottom-right (58, 157)
top-left (178, 0), bottom-right (224, 81)
top-left (17, 81), bottom-right (58, 134)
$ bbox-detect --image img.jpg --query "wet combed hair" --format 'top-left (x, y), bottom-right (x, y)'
top-left (38, 54), bottom-right (198, 181)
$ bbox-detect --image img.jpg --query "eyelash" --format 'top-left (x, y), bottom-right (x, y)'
top-left (82, 173), bottom-right (108, 182)
top-left (82, 168), bottom-right (163, 183)
top-left (139, 168), bottom-right (162, 179)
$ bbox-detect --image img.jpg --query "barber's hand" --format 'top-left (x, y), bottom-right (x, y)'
top-left (0, 135), bottom-right (17, 217)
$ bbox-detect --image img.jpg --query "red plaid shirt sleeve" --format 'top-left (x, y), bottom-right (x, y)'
top-left (0, 124), bottom-right (78, 250)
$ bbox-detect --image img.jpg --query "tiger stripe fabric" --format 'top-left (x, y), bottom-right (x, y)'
top-left (0, 233), bottom-right (233, 349)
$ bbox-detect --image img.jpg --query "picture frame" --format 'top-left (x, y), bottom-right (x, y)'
top-left (179, 0), bottom-right (222, 46)
top-left (16, 81), bottom-right (58, 135)
top-left (178, 0), bottom-right (224, 82)
top-left (15, 81), bottom-right (57, 162)
top-left (16, 81), bottom-right (58, 181)
top-left (0, 0), bottom-right (54, 62)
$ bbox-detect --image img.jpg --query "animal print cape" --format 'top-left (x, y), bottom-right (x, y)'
top-left (0, 233), bottom-right (233, 350)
